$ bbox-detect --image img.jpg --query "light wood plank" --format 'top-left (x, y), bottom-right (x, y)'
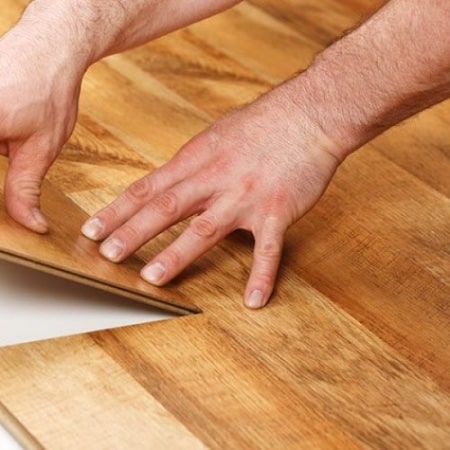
top-left (0, 334), bottom-right (206, 449)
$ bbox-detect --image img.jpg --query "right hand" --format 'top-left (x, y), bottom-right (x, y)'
top-left (0, 22), bottom-right (85, 233)
top-left (82, 82), bottom-right (341, 309)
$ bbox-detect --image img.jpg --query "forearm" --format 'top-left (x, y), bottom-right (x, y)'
top-left (290, 0), bottom-right (450, 160)
top-left (16, 0), bottom-right (241, 70)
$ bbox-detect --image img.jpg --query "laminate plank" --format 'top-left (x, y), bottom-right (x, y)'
top-left (153, 3), bottom-right (318, 87)
top-left (0, 0), bottom-right (23, 27)
top-left (278, 148), bottom-right (450, 388)
top-left (0, 159), bottom-right (197, 315)
top-left (372, 105), bottom-right (450, 197)
top-left (49, 112), bottom-right (155, 194)
top-left (80, 60), bottom-right (210, 167)
top-left (0, 334), bottom-right (206, 449)
top-left (247, 0), bottom-right (364, 46)
top-left (209, 277), bottom-right (450, 447)
top-left (93, 316), bottom-right (361, 449)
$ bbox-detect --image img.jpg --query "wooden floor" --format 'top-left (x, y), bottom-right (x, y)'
top-left (1, 0), bottom-right (449, 448)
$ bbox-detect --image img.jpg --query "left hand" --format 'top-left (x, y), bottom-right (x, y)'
top-left (81, 84), bottom-right (340, 309)
top-left (0, 10), bottom-right (89, 232)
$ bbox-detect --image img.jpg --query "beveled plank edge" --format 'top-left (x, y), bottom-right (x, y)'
top-left (0, 250), bottom-right (199, 316)
top-left (0, 401), bottom-right (44, 450)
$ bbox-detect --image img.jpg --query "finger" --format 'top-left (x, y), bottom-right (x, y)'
top-left (81, 170), bottom-right (165, 241)
top-left (81, 133), bottom-right (212, 241)
top-left (0, 142), bottom-right (7, 156)
top-left (244, 217), bottom-right (285, 309)
top-left (4, 141), bottom-right (53, 233)
top-left (98, 180), bottom-right (211, 263)
top-left (140, 201), bottom-right (238, 286)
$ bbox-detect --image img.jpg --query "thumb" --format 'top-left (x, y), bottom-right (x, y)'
top-left (4, 141), bottom-right (53, 234)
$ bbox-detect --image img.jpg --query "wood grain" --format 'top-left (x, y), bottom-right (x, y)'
top-left (1, 0), bottom-right (449, 448)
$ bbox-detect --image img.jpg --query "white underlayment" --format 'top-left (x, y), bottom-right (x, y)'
top-left (0, 259), bottom-right (176, 347)
top-left (0, 424), bottom-right (22, 450)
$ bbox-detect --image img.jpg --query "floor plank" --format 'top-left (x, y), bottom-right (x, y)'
top-left (0, 159), bottom-right (196, 314)
top-left (0, 334), bottom-right (206, 449)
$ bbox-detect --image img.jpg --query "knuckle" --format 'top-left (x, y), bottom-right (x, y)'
top-left (255, 272), bottom-right (274, 288)
top-left (257, 239), bottom-right (283, 260)
top-left (117, 223), bottom-right (141, 243)
top-left (103, 202), bottom-right (122, 222)
top-left (6, 177), bottom-right (41, 200)
top-left (162, 248), bottom-right (183, 269)
top-left (252, 265), bottom-right (276, 289)
top-left (125, 177), bottom-right (153, 204)
top-left (153, 191), bottom-right (178, 217)
top-left (190, 215), bottom-right (218, 238)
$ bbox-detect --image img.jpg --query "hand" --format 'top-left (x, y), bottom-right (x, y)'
top-left (81, 83), bottom-right (340, 309)
top-left (0, 22), bottom-right (84, 233)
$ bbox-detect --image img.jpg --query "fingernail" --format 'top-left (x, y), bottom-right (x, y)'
top-left (32, 208), bottom-right (48, 232)
top-left (100, 237), bottom-right (124, 261)
top-left (81, 217), bottom-right (104, 240)
top-left (246, 290), bottom-right (264, 309)
top-left (32, 208), bottom-right (47, 226)
top-left (142, 262), bottom-right (166, 285)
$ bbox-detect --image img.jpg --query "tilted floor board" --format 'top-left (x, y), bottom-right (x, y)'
top-left (1, 0), bottom-right (449, 448)
top-left (0, 160), bottom-right (196, 315)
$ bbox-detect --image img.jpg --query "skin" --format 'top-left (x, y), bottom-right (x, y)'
top-left (0, 1), bottom-right (449, 309)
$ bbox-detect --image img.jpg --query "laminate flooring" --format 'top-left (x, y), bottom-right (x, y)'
top-left (0, 0), bottom-right (449, 448)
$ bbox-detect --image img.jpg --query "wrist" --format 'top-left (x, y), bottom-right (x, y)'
top-left (277, 71), bottom-right (359, 165)
top-left (285, 0), bottom-right (450, 162)
top-left (17, 0), bottom-right (107, 73)
top-left (287, 58), bottom-right (377, 163)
